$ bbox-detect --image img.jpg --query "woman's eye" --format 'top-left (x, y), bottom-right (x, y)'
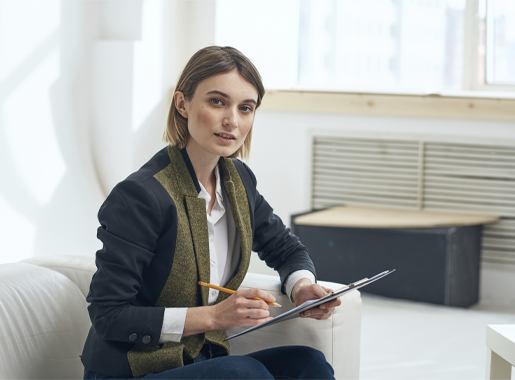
top-left (211, 99), bottom-right (223, 106)
top-left (240, 106), bottom-right (253, 112)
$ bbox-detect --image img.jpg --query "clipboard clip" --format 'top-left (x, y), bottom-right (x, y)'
top-left (335, 277), bottom-right (369, 292)
top-left (348, 278), bottom-right (369, 289)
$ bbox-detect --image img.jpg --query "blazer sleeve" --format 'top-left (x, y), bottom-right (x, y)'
top-left (239, 162), bottom-right (317, 293)
top-left (86, 178), bottom-right (165, 347)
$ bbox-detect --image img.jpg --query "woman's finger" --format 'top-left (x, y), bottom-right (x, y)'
top-left (301, 306), bottom-right (335, 318)
top-left (245, 308), bottom-right (270, 319)
top-left (322, 310), bottom-right (335, 320)
top-left (244, 316), bottom-right (273, 326)
top-left (319, 298), bottom-right (340, 309)
top-left (310, 284), bottom-right (329, 298)
top-left (237, 288), bottom-right (276, 304)
top-left (320, 286), bottom-right (335, 293)
top-left (242, 297), bottom-right (270, 310)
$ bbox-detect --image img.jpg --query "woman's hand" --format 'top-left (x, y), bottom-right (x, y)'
top-left (211, 289), bottom-right (275, 330)
top-left (291, 278), bottom-right (341, 320)
top-left (183, 289), bottom-right (275, 337)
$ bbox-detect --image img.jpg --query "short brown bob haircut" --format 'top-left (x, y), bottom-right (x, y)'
top-left (164, 46), bottom-right (265, 160)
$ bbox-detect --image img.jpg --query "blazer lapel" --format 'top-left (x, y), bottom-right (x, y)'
top-left (219, 158), bottom-right (252, 293)
top-left (167, 145), bottom-right (210, 306)
top-left (183, 196), bottom-right (210, 306)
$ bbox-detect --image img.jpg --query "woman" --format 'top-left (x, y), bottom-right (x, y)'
top-left (81, 46), bottom-right (341, 379)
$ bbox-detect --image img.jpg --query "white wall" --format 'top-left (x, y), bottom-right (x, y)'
top-left (250, 110), bottom-right (515, 224)
top-left (0, 1), bottom-right (104, 263)
top-left (0, 0), bottom-right (215, 265)
top-left (246, 109), bottom-right (515, 306)
top-left (91, 0), bottom-right (217, 191)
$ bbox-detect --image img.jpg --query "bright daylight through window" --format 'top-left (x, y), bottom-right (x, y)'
top-left (298, 0), bottom-right (466, 93)
top-left (483, 0), bottom-right (515, 85)
top-left (216, 0), bottom-right (515, 94)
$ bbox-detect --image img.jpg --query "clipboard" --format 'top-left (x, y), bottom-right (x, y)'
top-left (226, 269), bottom-right (395, 341)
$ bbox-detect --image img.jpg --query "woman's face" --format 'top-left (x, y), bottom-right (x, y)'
top-left (176, 69), bottom-right (259, 160)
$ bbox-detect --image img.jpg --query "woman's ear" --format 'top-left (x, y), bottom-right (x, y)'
top-left (174, 91), bottom-right (188, 118)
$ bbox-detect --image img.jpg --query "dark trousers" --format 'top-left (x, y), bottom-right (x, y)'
top-left (84, 345), bottom-right (335, 379)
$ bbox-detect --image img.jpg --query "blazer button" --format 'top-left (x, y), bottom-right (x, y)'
top-left (129, 333), bottom-right (138, 342)
top-left (142, 335), bottom-right (151, 344)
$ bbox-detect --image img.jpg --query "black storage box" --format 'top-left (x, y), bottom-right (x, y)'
top-left (291, 206), bottom-right (498, 307)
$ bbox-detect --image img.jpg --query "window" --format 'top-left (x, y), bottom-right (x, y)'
top-left (215, 0), bottom-right (515, 94)
top-left (298, 0), bottom-right (466, 93)
top-left (482, 0), bottom-right (515, 85)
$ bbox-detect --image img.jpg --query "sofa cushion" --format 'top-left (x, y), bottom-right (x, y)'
top-left (0, 263), bottom-right (91, 380)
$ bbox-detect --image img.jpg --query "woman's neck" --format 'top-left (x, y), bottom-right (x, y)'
top-left (184, 144), bottom-right (219, 190)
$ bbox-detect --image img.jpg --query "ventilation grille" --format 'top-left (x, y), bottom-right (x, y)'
top-left (312, 136), bottom-right (515, 266)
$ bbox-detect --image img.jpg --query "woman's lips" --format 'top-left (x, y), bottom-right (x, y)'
top-left (214, 133), bottom-right (236, 144)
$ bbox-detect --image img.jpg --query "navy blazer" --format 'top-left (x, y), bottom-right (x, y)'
top-left (81, 146), bottom-right (316, 376)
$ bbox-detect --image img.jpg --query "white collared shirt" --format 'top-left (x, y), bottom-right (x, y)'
top-left (159, 164), bottom-right (314, 343)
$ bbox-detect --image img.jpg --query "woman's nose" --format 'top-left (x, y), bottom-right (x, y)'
top-left (223, 107), bottom-right (238, 128)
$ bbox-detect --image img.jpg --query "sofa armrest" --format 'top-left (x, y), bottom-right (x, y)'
top-left (0, 262), bottom-right (91, 380)
top-left (229, 273), bottom-right (361, 380)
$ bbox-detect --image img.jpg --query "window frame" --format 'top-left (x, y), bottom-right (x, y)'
top-left (463, 0), bottom-right (515, 92)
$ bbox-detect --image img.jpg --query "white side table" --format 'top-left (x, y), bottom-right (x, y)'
top-left (486, 325), bottom-right (515, 380)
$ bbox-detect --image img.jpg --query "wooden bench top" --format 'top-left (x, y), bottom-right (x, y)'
top-left (293, 205), bottom-right (500, 229)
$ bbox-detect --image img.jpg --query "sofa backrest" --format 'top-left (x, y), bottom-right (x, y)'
top-left (0, 256), bottom-right (96, 380)
top-left (22, 255), bottom-right (97, 298)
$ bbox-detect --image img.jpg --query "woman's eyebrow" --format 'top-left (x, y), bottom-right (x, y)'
top-left (206, 90), bottom-right (257, 105)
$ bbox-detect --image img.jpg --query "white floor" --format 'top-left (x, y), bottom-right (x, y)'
top-left (360, 294), bottom-right (515, 380)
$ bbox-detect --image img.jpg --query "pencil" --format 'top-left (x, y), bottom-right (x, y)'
top-left (198, 281), bottom-right (282, 307)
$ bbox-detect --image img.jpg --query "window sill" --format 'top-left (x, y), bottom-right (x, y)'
top-left (260, 90), bottom-right (515, 122)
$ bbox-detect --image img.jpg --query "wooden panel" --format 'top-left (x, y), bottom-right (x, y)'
top-left (261, 90), bottom-right (515, 121)
top-left (294, 205), bottom-right (499, 229)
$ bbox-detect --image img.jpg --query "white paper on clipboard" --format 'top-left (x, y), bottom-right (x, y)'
top-left (225, 269), bottom-right (395, 341)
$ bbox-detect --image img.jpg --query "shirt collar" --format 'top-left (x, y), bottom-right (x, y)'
top-left (214, 164), bottom-right (223, 205)
top-left (198, 164), bottom-right (225, 212)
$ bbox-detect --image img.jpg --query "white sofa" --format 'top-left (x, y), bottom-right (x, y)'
top-left (0, 255), bottom-right (362, 379)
